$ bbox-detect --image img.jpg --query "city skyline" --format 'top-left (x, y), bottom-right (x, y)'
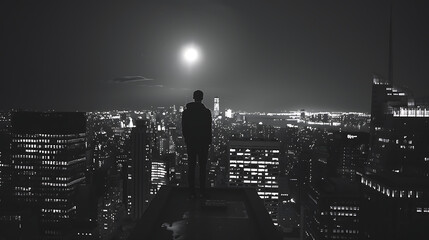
top-left (2, 0), bottom-right (429, 112)
top-left (0, 77), bottom-right (428, 239)
top-left (2, 1), bottom-right (429, 239)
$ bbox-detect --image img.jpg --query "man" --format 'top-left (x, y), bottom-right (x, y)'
top-left (182, 90), bottom-right (212, 198)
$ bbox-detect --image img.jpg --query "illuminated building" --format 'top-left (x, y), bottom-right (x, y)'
top-left (150, 160), bottom-right (167, 195)
top-left (97, 167), bottom-right (124, 239)
top-left (304, 179), bottom-right (361, 240)
top-left (127, 119), bottom-right (151, 220)
top-left (10, 112), bottom-right (87, 239)
top-left (214, 97), bottom-right (220, 117)
top-left (228, 140), bottom-right (280, 224)
top-left (225, 109), bottom-right (234, 119)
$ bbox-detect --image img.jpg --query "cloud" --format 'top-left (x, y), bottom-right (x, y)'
top-left (112, 76), bottom-right (154, 83)
top-left (138, 84), bottom-right (164, 88)
top-left (111, 75), bottom-right (164, 88)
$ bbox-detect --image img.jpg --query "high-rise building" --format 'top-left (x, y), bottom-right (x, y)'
top-left (361, 7), bottom-right (429, 237)
top-left (362, 78), bottom-right (429, 239)
top-left (127, 119), bottom-right (151, 220)
top-left (10, 112), bottom-right (87, 239)
top-left (97, 166), bottom-right (125, 239)
top-left (360, 172), bottom-right (429, 240)
top-left (228, 140), bottom-right (280, 225)
top-left (214, 97), bottom-right (220, 117)
top-left (150, 160), bottom-right (166, 195)
top-left (300, 130), bottom-right (363, 240)
top-left (0, 132), bottom-right (12, 204)
top-left (304, 179), bottom-right (361, 240)
top-left (366, 6), bottom-right (429, 176)
top-left (328, 131), bottom-right (369, 182)
top-left (366, 74), bottom-right (429, 176)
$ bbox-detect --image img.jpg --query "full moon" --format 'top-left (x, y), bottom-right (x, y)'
top-left (182, 45), bottom-right (200, 65)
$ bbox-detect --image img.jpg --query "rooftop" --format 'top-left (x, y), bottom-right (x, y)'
top-left (128, 186), bottom-right (282, 240)
top-left (362, 173), bottom-right (429, 190)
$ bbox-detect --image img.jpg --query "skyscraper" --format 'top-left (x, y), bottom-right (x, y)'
top-left (127, 119), bottom-right (151, 220)
top-left (362, 77), bottom-right (429, 239)
top-left (366, 75), bottom-right (429, 176)
top-left (228, 140), bottom-right (280, 224)
top-left (214, 97), bottom-right (220, 117)
top-left (361, 7), bottom-right (429, 237)
top-left (10, 112), bottom-right (87, 239)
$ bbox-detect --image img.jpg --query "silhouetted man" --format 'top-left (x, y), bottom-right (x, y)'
top-left (182, 90), bottom-right (212, 198)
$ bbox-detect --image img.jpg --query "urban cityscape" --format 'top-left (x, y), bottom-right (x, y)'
top-left (1, 1), bottom-right (429, 240)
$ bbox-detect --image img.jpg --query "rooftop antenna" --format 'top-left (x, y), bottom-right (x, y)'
top-left (387, 1), bottom-right (393, 84)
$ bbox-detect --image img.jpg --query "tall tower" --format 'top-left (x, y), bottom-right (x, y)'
top-left (214, 97), bottom-right (220, 117)
top-left (360, 3), bottom-right (429, 238)
top-left (10, 112), bottom-right (87, 239)
top-left (127, 119), bottom-right (151, 220)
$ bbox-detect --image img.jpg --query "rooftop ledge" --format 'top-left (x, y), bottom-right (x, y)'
top-left (128, 186), bottom-right (282, 240)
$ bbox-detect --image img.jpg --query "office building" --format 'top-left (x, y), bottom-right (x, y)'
top-left (10, 112), bottom-right (87, 239)
top-left (328, 131), bottom-right (369, 182)
top-left (228, 140), bottom-right (280, 224)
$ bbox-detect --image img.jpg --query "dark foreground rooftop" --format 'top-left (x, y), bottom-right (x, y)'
top-left (128, 186), bottom-right (282, 240)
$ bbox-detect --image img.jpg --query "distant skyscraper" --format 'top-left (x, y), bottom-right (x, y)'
top-left (127, 119), bottom-right (151, 220)
top-left (10, 112), bottom-right (87, 239)
top-left (228, 140), bottom-right (280, 225)
top-left (214, 97), bottom-right (220, 117)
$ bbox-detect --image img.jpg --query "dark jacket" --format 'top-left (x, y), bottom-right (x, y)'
top-left (182, 102), bottom-right (212, 147)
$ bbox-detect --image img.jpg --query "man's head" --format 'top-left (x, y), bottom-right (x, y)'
top-left (193, 90), bottom-right (203, 102)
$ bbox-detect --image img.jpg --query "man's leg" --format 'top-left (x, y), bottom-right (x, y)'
top-left (187, 146), bottom-right (197, 196)
top-left (198, 146), bottom-right (209, 196)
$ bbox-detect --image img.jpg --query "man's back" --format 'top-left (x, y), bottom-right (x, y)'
top-left (182, 90), bottom-right (212, 197)
top-left (182, 102), bottom-right (212, 147)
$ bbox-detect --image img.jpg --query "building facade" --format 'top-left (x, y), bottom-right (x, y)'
top-left (10, 112), bottom-right (87, 239)
top-left (228, 140), bottom-right (280, 224)
top-left (127, 119), bottom-right (152, 220)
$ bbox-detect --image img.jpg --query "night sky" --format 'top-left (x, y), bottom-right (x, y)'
top-left (2, 0), bottom-right (429, 112)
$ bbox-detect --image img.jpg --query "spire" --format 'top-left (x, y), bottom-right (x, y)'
top-left (388, 1), bottom-right (393, 84)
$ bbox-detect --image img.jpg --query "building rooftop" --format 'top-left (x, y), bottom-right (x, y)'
top-left (363, 173), bottom-right (429, 190)
top-left (128, 186), bottom-right (282, 240)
